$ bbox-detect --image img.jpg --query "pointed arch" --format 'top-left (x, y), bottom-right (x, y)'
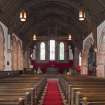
top-left (0, 25), bottom-right (4, 70)
top-left (12, 35), bottom-right (18, 70)
top-left (50, 40), bottom-right (55, 60)
top-left (17, 40), bottom-right (23, 70)
top-left (59, 42), bottom-right (64, 60)
top-left (40, 42), bottom-right (45, 60)
top-left (97, 26), bottom-right (105, 77)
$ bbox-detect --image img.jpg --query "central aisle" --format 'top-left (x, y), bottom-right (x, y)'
top-left (43, 79), bottom-right (64, 105)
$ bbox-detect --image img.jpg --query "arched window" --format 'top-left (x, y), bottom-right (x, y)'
top-left (59, 42), bottom-right (64, 60)
top-left (50, 40), bottom-right (55, 60)
top-left (40, 42), bottom-right (45, 60)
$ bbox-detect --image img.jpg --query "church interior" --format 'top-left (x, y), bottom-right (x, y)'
top-left (0, 0), bottom-right (105, 105)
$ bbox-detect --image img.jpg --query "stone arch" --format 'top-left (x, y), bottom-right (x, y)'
top-left (98, 27), bottom-right (105, 52)
top-left (0, 25), bottom-right (5, 71)
top-left (17, 40), bottom-right (23, 70)
top-left (81, 35), bottom-right (94, 75)
top-left (12, 35), bottom-right (18, 70)
top-left (97, 27), bottom-right (105, 77)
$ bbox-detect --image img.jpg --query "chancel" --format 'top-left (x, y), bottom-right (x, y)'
top-left (0, 0), bottom-right (105, 105)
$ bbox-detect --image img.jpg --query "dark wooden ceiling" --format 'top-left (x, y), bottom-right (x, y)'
top-left (0, 0), bottom-right (105, 49)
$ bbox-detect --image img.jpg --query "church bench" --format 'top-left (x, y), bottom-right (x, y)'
top-left (0, 74), bottom-right (46, 105)
top-left (79, 94), bottom-right (105, 105)
top-left (61, 76), bottom-right (105, 105)
top-left (71, 87), bottom-right (105, 105)
top-left (68, 84), bottom-right (105, 105)
top-left (0, 101), bottom-right (23, 105)
top-left (0, 84), bottom-right (45, 105)
top-left (60, 77), bottom-right (105, 99)
top-left (74, 91), bottom-right (105, 105)
top-left (0, 96), bottom-right (25, 105)
top-left (0, 82), bottom-right (35, 105)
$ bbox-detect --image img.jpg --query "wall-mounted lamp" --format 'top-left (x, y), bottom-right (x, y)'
top-left (20, 10), bottom-right (27, 22)
top-left (33, 34), bottom-right (37, 41)
top-left (94, 47), bottom-right (97, 52)
top-left (68, 34), bottom-right (72, 40)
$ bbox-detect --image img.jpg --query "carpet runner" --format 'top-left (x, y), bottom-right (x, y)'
top-left (43, 79), bottom-right (64, 105)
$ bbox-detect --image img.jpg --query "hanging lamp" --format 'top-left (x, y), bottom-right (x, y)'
top-left (79, 8), bottom-right (86, 21)
top-left (20, 10), bottom-right (27, 22)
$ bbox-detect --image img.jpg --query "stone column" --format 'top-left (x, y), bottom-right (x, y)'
top-left (56, 41), bottom-right (59, 60)
top-left (81, 50), bottom-right (88, 75)
top-left (96, 52), bottom-right (105, 78)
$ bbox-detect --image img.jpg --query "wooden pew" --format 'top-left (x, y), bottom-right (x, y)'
top-left (0, 74), bottom-right (46, 105)
top-left (60, 76), bottom-right (105, 105)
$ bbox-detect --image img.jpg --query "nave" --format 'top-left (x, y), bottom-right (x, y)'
top-left (0, 0), bottom-right (105, 105)
top-left (0, 71), bottom-right (105, 105)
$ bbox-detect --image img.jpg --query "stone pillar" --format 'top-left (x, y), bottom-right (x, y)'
top-left (32, 47), bottom-right (36, 60)
top-left (56, 41), bottom-right (59, 60)
top-left (68, 45), bottom-right (73, 61)
top-left (81, 50), bottom-right (88, 75)
top-left (45, 41), bottom-right (48, 60)
top-left (37, 42), bottom-right (40, 61)
top-left (96, 52), bottom-right (105, 78)
top-left (64, 42), bottom-right (68, 61)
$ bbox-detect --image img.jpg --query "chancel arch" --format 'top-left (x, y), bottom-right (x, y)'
top-left (0, 25), bottom-right (4, 71)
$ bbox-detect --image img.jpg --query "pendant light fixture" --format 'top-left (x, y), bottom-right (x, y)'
top-left (79, 7), bottom-right (86, 21)
top-left (20, 9), bottom-right (27, 22)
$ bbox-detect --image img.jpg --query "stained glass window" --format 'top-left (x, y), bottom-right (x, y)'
top-left (40, 42), bottom-right (45, 60)
top-left (50, 40), bottom-right (55, 60)
top-left (59, 42), bottom-right (64, 60)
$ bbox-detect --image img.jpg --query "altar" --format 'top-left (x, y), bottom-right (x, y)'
top-left (46, 67), bottom-right (58, 74)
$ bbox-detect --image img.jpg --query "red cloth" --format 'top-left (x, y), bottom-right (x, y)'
top-left (76, 65), bottom-right (81, 72)
top-left (31, 60), bottom-right (73, 73)
top-left (43, 80), bottom-right (64, 105)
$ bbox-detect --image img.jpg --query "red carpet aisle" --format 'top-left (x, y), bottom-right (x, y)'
top-left (43, 79), bottom-right (64, 105)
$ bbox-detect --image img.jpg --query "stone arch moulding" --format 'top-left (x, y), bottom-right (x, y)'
top-left (98, 26), bottom-right (105, 52)
top-left (17, 40), bottom-right (23, 70)
top-left (97, 26), bottom-right (105, 78)
top-left (81, 33), bottom-right (94, 75)
top-left (12, 34), bottom-right (18, 70)
top-left (0, 24), bottom-right (5, 71)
